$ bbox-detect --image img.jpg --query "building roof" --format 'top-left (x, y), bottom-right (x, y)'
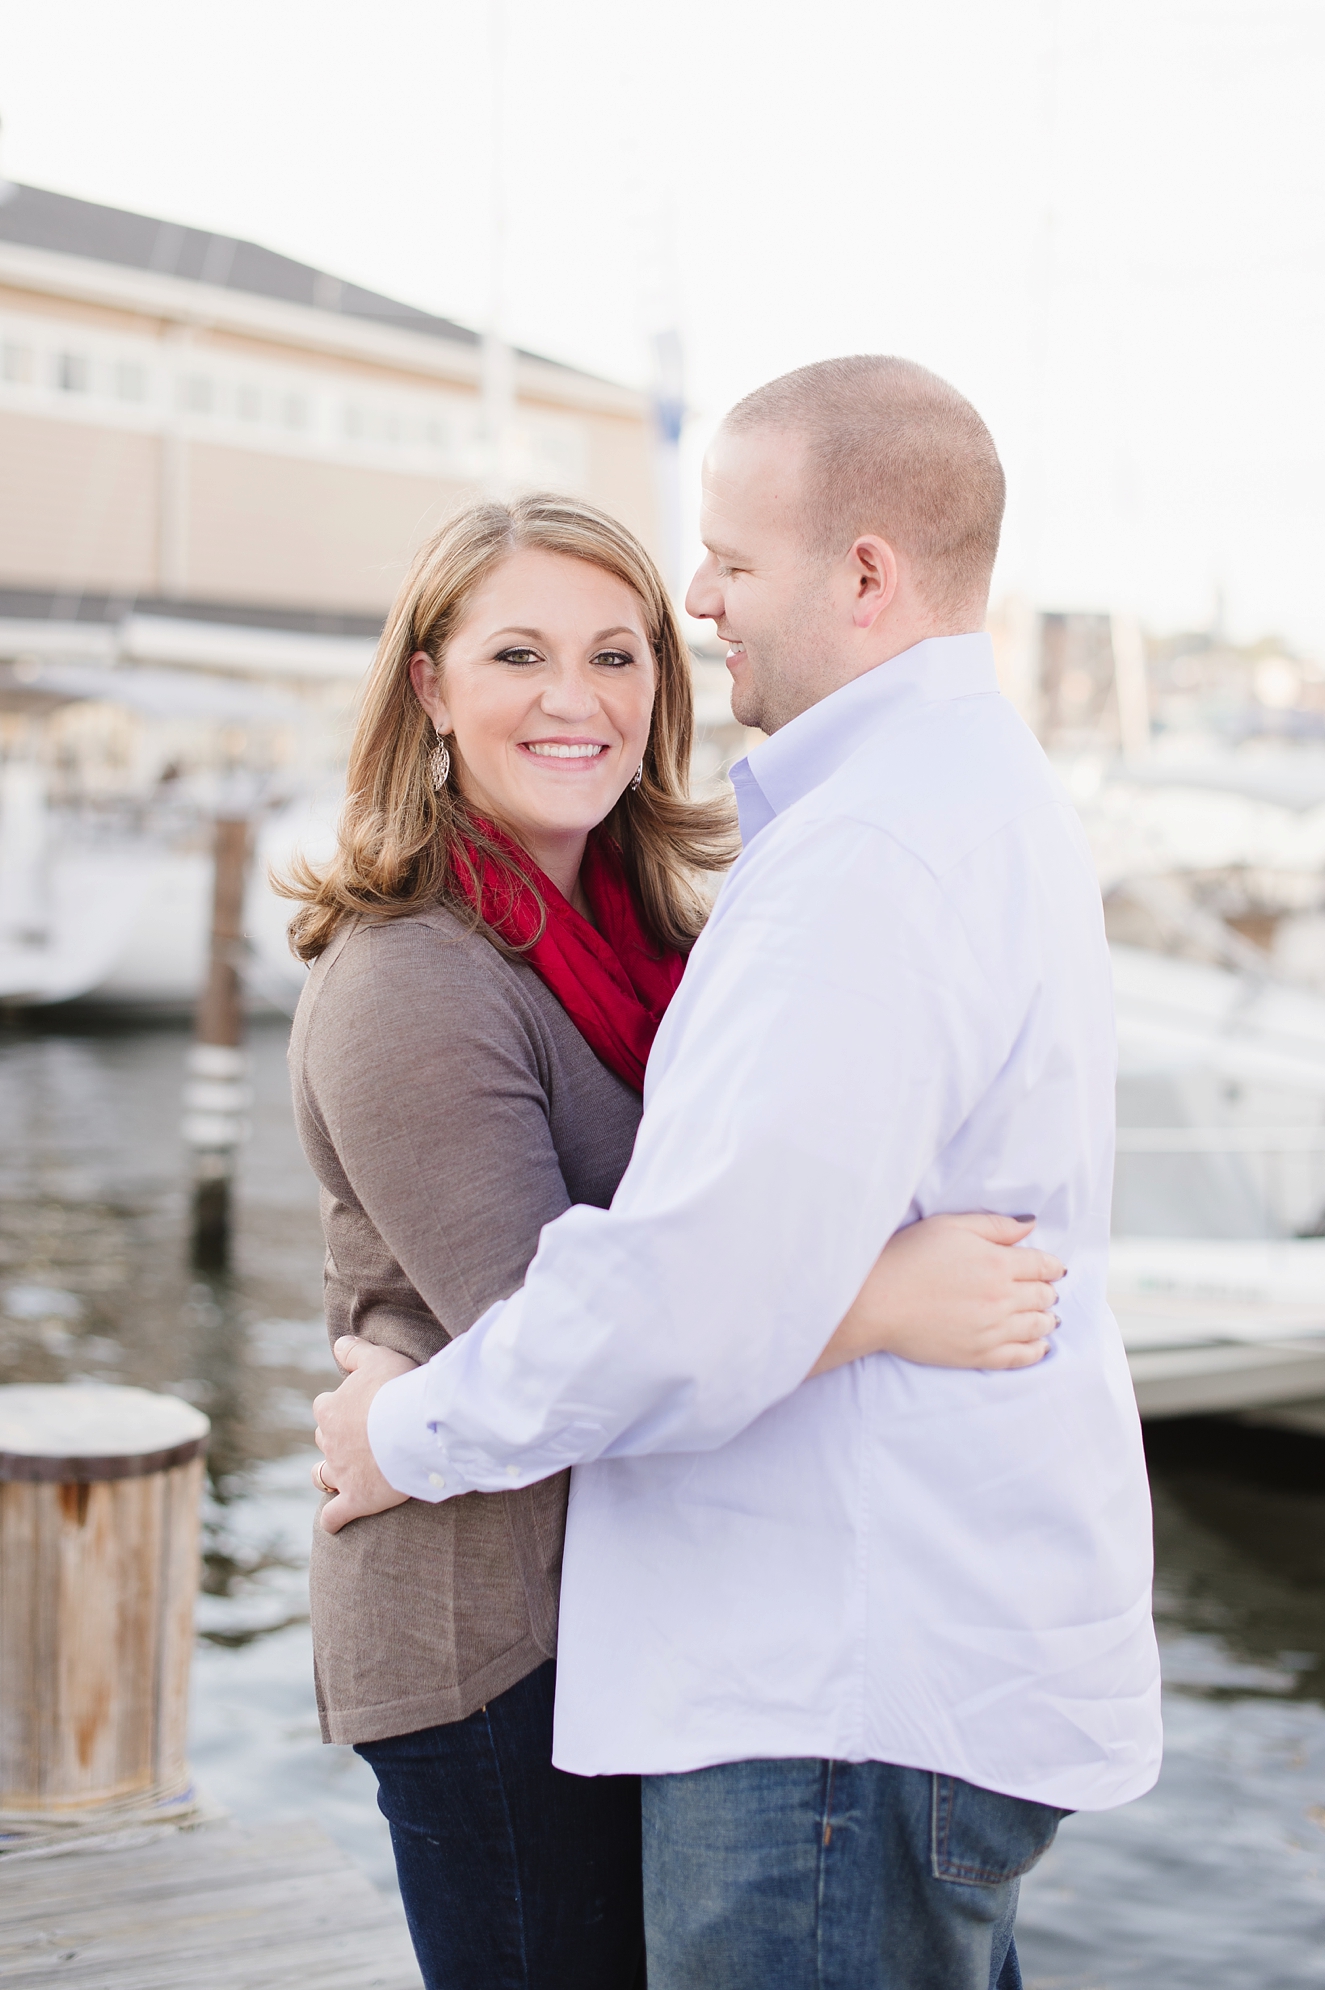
top-left (0, 179), bottom-right (481, 351)
top-left (0, 584), bottom-right (384, 641)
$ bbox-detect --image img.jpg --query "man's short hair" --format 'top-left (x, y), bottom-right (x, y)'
top-left (723, 356), bottom-right (1005, 620)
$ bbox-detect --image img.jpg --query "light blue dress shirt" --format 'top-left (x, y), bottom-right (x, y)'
top-left (368, 633), bottom-right (1163, 1811)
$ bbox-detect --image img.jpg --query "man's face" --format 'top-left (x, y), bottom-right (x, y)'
top-left (685, 426), bottom-right (839, 734)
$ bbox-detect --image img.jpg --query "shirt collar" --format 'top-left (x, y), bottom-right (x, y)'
top-left (728, 632), bottom-right (999, 845)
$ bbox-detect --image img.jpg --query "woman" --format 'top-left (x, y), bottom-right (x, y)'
top-left (282, 494), bottom-right (1062, 1990)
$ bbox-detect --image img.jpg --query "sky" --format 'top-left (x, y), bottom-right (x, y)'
top-left (3, 0), bottom-right (1324, 652)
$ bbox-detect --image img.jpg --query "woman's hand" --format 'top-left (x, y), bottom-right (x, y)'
top-left (312, 1336), bottom-right (419, 1533)
top-left (809, 1214), bottom-right (1066, 1378)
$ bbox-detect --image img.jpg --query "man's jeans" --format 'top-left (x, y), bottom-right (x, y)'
top-left (642, 1757), bottom-right (1067, 1990)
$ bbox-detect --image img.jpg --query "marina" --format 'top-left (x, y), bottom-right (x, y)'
top-left (1, 67), bottom-right (1324, 1984)
top-left (9, 652), bottom-right (1325, 1985)
top-left (8, 660), bottom-right (1325, 1985)
top-left (3, 1002), bottom-right (1325, 1987)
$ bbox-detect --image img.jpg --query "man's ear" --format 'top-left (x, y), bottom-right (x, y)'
top-left (408, 650), bottom-right (451, 732)
top-left (847, 535), bottom-right (899, 631)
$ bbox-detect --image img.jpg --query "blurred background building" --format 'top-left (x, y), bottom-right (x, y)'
top-left (0, 182), bottom-right (681, 1007)
top-left (0, 182), bottom-right (659, 613)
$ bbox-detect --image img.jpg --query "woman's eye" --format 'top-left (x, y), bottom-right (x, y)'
top-left (591, 649), bottom-right (634, 669)
top-left (494, 648), bottom-right (541, 666)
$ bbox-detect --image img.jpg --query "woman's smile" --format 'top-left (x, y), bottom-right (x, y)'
top-left (519, 737), bottom-right (612, 765)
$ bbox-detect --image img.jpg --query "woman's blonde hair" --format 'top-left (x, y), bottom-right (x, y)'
top-left (281, 492), bottom-right (738, 962)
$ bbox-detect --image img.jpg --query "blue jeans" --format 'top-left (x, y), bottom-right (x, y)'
top-left (642, 1756), bottom-right (1067, 1990)
top-left (355, 1661), bottom-right (644, 1990)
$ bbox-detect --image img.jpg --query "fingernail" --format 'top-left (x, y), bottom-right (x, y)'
top-left (1013, 1214), bottom-right (1036, 1223)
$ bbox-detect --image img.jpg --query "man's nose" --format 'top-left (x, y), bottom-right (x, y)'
top-left (685, 555), bottom-right (721, 622)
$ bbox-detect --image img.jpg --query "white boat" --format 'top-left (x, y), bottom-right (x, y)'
top-left (0, 801), bottom-right (335, 1014)
top-left (1109, 944), bottom-right (1325, 1413)
top-left (1113, 1237), bottom-right (1325, 1417)
top-left (0, 631), bottom-right (349, 1012)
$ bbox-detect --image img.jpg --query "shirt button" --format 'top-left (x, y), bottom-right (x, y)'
top-left (428, 1472), bottom-right (446, 1489)
top-left (505, 1464), bottom-right (519, 1478)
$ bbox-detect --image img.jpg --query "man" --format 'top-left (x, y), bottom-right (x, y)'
top-left (317, 356), bottom-right (1162, 1989)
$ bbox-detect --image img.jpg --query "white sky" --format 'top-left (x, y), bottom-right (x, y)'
top-left (3, 0), bottom-right (1324, 651)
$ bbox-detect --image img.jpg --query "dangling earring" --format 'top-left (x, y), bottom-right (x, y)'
top-left (429, 727), bottom-right (451, 791)
top-left (629, 760), bottom-right (643, 792)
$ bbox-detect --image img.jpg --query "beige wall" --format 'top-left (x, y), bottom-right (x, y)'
top-left (0, 408), bottom-right (159, 594)
top-left (184, 443), bottom-right (474, 612)
top-left (0, 273), bottom-right (661, 615)
top-left (578, 408), bottom-right (660, 554)
top-left (0, 400), bottom-right (661, 613)
top-left (0, 282), bottom-right (157, 338)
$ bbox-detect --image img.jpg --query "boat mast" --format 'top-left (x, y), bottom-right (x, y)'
top-left (481, 0), bottom-right (516, 496)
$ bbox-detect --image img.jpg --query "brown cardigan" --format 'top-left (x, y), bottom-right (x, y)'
top-left (288, 907), bottom-right (641, 1745)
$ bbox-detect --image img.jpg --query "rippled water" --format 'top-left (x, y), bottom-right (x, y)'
top-left (0, 1011), bottom-right (397, 1889)
top-left (3, 1013), bottom-right (1325, 1981)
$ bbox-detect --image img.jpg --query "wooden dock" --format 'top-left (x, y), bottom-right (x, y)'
top-left (0, 1817), bottom-right (423, 1989)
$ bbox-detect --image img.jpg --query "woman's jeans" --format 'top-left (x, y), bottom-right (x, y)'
top-left (355, 1660), bottom-right (644, 1990)
top-left (642, 1755), bottom-right (1067, 1990)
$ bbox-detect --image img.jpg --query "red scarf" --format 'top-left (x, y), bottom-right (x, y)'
top-left (452, 820), bottom-right (686, 1094)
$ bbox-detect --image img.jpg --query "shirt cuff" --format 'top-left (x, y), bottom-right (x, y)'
top-left (366, 1361), bottom-right (460, 1502)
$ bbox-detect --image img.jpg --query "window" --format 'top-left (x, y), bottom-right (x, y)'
top-left (56, 352), bottom-right (90, 393)
top-left (342, 403), bottom-right (365, 440)
top-left (180, 374), bottom-right (214, 414)
top-left (115, 361), bottom-right (148, 403)
top-left (1, 342), bottom-right (34, 384)
top-left (236, 382), bottom-right (262, 421)
top-left (281, 393), bottom-right (308, 430)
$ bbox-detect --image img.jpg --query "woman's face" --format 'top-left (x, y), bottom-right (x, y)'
top-left (411, 547), bottom-right (657, 872)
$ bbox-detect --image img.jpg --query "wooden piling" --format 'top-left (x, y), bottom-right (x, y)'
top-left (186, 814), bottom-right (252, 1270)
top-left (0, 1385), bottom-right (209, 1832)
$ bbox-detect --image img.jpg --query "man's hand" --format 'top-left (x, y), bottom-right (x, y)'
top-left (810, 1213), bottom-right (1065, 1377)
top-left (311, 1337), bottom-right (418, 1534)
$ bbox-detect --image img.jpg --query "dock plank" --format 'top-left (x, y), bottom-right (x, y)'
top-left (0, 1818), bottom-right (422, 1989)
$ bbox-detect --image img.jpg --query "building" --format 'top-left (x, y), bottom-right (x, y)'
top-left (0, 182), bottom-right (675, 1004)
top-left (0, 180), bottom-right (659, 631)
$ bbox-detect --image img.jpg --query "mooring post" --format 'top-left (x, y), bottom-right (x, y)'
top-left (0, 1384), bottom-right (210, 1838)
top-left (185, 814), bottom-right (252, 1270)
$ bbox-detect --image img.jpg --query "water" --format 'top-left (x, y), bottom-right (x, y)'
top-left (1018, 1442), bottom-right (1325, 1987)
top-left (3, 1015), bottom-right (1325, 1979)
top-left (0, 1011), bottom-right (397, 1888)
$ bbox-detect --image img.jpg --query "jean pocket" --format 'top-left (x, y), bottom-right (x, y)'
top-left (930, 1773), bottom-right (1069, 1887)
